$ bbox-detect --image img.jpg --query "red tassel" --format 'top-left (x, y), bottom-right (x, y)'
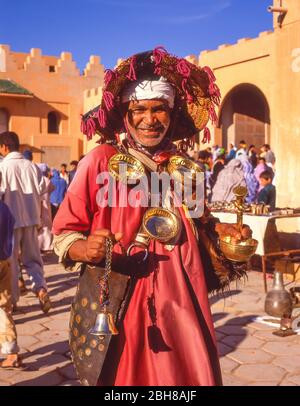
top-left (103, 91), bottom-right (114, 111)
top-left (203, 66), bottom-right (216, 82)
top-left (176, 59), bottom-right (191, 78)
top-left (201, 127), bottom-right (211, 143)
top-left (126, 56), bottom-right (137, 81)
top-left (80, 117), bottom-right (87, 135)
top-left (104, 69), bottom-right (116, 86)
top-left (97, 108), bottom-right (107, 128)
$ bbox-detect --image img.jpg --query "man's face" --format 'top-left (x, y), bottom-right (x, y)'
top-left (124, 99), bottom-right (171, 148)
top-left (0, 144), bottom-right (9, 157)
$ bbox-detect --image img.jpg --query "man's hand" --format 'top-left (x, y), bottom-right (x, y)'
top-left (68, 229), bottom-right (122, 264)
top-left (215, 223), bottom-right (252, 243)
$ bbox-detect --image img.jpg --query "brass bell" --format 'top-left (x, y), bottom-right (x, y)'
top-left (89, 311), bottom-right (119, 336)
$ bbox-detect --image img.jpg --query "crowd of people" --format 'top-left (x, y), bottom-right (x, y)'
top-left (0, 131), bottom-right (78, 369)
top-left (194, 140), bottom-right (276, 211)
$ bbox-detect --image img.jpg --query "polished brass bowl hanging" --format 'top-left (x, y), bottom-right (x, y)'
top-left (219, 186), bottom-right (258, 262)
top-left (142, 207), bottom-right (181, 243)
top-left (219, 236), bottom-right (258, 262)
top-left (108, 153), bottom-right (145, 183)
top-left (167, 155), bottom-right (204, 184)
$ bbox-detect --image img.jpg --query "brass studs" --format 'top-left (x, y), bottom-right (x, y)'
top-left (98, 344), bottom-right (105, 352)
top-left (85, 348), bottom-right (92, 357)
top-left (81, 298), bottom-right (88, 307)
top-left (79, 335), bottom-right (87, 344)
top-left (73, 327), bottom-right (79, 337)
top-left (78, 349), bottom-right (84, 360)
top-left (71, 341), bottom-right (77, 351)
top-left (90, 302), bottom-right (98, 311)
top-left (75, 314), bottom-right (82, 324)
top-left (90, 340), bottom-right (98, 349)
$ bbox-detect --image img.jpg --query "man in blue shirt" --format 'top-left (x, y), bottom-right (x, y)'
top-left (0, 201), bottom-right (22, 369)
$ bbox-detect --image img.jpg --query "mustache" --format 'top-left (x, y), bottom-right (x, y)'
top-left (137, 124), bottom-right (165, 131)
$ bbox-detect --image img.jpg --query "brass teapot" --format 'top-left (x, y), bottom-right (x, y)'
top-left (219, 186), bottom-right (258, 262)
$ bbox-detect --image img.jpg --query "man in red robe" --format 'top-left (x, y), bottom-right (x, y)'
top-left (53, 49), bottom-right (250, 386)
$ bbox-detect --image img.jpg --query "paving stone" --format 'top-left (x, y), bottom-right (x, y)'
top-left (37, 329), bottom-right (68, 342)
top-left (42, 318), bottom-right (69, 331)
top-left (216, 325), bottom-right (250, 336)
top-left (247, 381), bottom-right (279, 386)
top-left (22, 352), bottom-right (70, 371)
top-left (27, 339), bottom-right (69, 355)
top-left (234, 364), bottom-right (286, 382)
top-left (16, 323), bottom-right (47, 336)
top-left (12, 370), bottom-right (64, 386)
top-left (228, 348), bottom-right (274, 364)
top-left (17, 335), bottom-right (39, 349)
top-left (263, 341), bottom-right (300, 356)
top-left (58, 363), bottom-right (77, 380)
top-left (219, 357), bottom-right (239, 374)
top-left (222, 373), bottom-right (247, 386)
top-left (253, 329), bottom-right (299, 342)
top-left (215, 331), bottom-right (225, 341)
top-left (217, 342), bottom-right (233, 357)
top-left (272, 356), bottom-right (300, 373)
top-left (221, 335), bottom-right (264, 350)
top-left (280, 376), bottom-right (300, 386)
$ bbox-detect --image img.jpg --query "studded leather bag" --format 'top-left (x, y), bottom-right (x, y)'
top-left (69, 264), bottom-right (131, 386)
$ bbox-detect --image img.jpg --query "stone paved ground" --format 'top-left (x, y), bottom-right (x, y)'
top-left (0, 252), bottom-right (299, 386)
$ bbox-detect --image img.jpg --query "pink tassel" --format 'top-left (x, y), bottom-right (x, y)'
top-left (86, 118), bottom-right (96, 140)
top-left (153, 46), bottom-right (167, 75)
top-left (153, 46), bottom-right (167, 65)
top-left (80, 117), bottom-right (87, 135)
top-left (203, 66), bottom-right (216, 82)
top-left (104, 69), bottom-right (116, 86)
top-left (126, 56), bottom-right (137, 81)
top-left (181, 79), bottom-right (193, 103)
top-left (97, 108), bottom-right (107, 128)
top-left (176, 59), bottom-right (191, 78)
top-left (202, 127), bottom-right (211, 143)
top-left (209, 104), bottom-right (218, 125)
top-left (103, 91), bottom-right (114, 111)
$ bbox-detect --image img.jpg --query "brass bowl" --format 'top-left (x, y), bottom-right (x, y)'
top-left (108, 153), bottom-right (145, 183)
top-left (167, 155), bottom-right (204, 184)
top-left (219, 236), bottom-right (258, 262)
top-left (142, 207), bottom-right (181, 243)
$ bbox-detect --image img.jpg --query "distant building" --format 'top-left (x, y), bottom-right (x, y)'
top-left (0, 46), bottom-right (104, 168)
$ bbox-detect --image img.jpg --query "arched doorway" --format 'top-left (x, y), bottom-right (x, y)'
top-left (218, 84), bottom-right (270, 149)
top-left (0, 108), bottom-right (9, 133)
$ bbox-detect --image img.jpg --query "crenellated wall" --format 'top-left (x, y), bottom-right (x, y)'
top-left (0, 45), bottom-right (104, 167)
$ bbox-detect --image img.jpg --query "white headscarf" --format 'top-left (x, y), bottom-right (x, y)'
top-left (121, 77), bottom-right (175, 108)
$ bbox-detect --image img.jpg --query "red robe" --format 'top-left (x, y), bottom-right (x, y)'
top-left (53, 144), bottom-right (222, 386)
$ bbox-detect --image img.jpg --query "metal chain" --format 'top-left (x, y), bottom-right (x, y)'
top-left (104, 237), bottom-right (113, 279)
top-left (99, 237), bottom-right (113, 307)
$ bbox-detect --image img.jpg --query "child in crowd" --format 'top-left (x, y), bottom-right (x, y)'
top-left (257, 170), bottom-right (276, 211)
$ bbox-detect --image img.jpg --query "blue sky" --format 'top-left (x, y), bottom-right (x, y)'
top-left (0, 0), bottom-right (273, 71)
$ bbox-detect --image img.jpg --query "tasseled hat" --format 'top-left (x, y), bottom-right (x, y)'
top-left (81, 47), bottom-right (221, 145)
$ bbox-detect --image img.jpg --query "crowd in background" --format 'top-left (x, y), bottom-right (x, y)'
top-left (194, 140), bottom-right (276, 211)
